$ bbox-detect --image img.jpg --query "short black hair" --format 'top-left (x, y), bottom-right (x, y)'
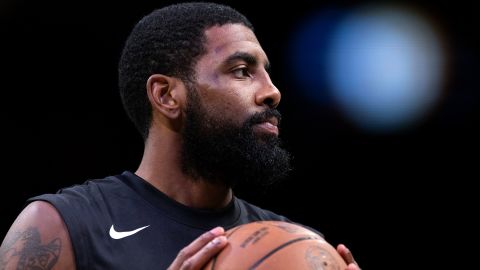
top-left (118, 2), bottom-right (254, 140)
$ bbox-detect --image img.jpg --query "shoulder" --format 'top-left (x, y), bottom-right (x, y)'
top-left (1, 201), bottom-right (76, 270)
top-left (59, 175), bottom-right (123, 195)
top-left (26, 175), bottom-right (127, 242)
top-left (30, 175), bottom-right (124, 205)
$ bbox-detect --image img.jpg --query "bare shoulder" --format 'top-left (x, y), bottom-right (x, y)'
top-left (0, 201), bottom-right (76, 270)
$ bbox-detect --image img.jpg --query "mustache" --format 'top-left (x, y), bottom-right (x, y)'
top-left (246, 109), bottom-right (282, 127)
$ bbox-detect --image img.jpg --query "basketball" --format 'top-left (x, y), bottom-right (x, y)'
top-left (203, 220), bottom-right (348, 270)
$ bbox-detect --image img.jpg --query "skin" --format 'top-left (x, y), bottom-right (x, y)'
top-left (138, 24), bottom-right (282, 211)
top-left (1, 24), bottom-right (360, 270)
top-left (0, 201), bottom-right (76, 270)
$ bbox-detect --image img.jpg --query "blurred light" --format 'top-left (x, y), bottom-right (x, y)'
top-left (326, 6), bottom-right (445, 133)
top-left (289, 5), bottom-right (446, 133)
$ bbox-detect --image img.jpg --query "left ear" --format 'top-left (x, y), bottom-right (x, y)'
top-left (146, 74), bottom-right (185, 120)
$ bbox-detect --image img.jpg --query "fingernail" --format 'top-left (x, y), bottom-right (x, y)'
top-left (212, 236), bottom-right (226, 245)
top-left (210, 226), bottom-right (224, 236)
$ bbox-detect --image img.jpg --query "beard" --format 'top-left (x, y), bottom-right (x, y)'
top-left (180, 85), bottom-right (292, 188)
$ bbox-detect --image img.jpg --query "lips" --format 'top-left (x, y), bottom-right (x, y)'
top-left (253, 117), bottom-right (279, 136)
top-left (266, 117), bottom-right (278, 127)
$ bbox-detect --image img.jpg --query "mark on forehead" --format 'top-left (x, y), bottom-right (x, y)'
top-left (209, 72), bottom-right (219, 84)
top-left (214, 46), bottom-right (223, 54)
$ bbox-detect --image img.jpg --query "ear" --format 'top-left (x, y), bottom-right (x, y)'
top-left (146, 74), bottom-right (184, 119)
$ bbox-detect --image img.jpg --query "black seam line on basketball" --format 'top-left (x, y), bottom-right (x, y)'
top-left (248, 236), bottom-right (318, 270)
top-left (210, 226), bottom-right (244, 270)
top-left (209, 256), bottom-right (216, 270)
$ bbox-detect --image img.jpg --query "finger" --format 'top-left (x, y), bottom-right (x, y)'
top-left (336, 244), bottom-right (356, 265)
top-left (346, 263), bottom-right (361, 270)
top-left (168, 227), bottom-right (224, 270)
top-left (181, 235), bottom-right (228, 270)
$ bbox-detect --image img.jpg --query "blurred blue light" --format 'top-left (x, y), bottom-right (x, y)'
top-left (326, 6), bottom-right (445, 133)
top-left (289, 9), bottom-right (346, 104)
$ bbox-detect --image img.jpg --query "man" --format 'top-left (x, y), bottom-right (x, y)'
top-left (1, 2), bottom-right (360, 269)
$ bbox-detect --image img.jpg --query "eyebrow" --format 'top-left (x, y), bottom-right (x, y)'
top-left (224, 51), bottom-right (271, 73)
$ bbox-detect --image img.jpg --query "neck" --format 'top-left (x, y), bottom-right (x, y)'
top-left (136, 129), bottom-right (232, 209)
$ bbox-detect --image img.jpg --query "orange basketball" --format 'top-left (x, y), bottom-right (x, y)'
top-left (203, 220), bottom-right (348, 270)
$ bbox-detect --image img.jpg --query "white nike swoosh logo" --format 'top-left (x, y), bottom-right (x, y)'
top-left (109, 224), bottom-right (150, 239)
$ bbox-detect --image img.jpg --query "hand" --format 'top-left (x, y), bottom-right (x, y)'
top-left (337, 244), bottom-right (361, 270)
top-left (167, 227), bottom-right (228, 270)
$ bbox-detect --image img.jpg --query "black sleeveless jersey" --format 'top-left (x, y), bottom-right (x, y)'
top-left (28, 171), bottom-right (290, 269)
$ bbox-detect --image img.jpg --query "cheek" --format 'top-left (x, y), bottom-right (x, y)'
top-left (208, 91), bottom-right (251, 125)
top-left (216, 100), bottom-right (245, 124)
top-left (230, 90), bottom-right (255, 117)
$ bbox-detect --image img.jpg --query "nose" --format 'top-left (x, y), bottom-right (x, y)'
top-left (255, 74), bottom-right (281, 109)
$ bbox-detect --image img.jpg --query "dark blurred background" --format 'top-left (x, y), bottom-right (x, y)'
top-left (1, 0), bottom-right (478, 269)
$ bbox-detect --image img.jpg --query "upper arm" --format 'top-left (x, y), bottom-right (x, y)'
top-left (0, 201), bottom-right (76, 270)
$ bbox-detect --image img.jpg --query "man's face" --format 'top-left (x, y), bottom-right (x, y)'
top-left (180, 24), bottom-right (291, 186)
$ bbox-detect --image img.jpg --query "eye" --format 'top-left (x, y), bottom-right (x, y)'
top-left (232, 67), bottom-right (252, 79)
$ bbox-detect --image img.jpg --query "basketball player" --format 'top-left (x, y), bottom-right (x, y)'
top-left (0, 3), bottom-right (360, 269)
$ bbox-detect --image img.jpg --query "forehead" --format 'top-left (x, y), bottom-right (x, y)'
top-left (201, 24), bottom-right (268, 64)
